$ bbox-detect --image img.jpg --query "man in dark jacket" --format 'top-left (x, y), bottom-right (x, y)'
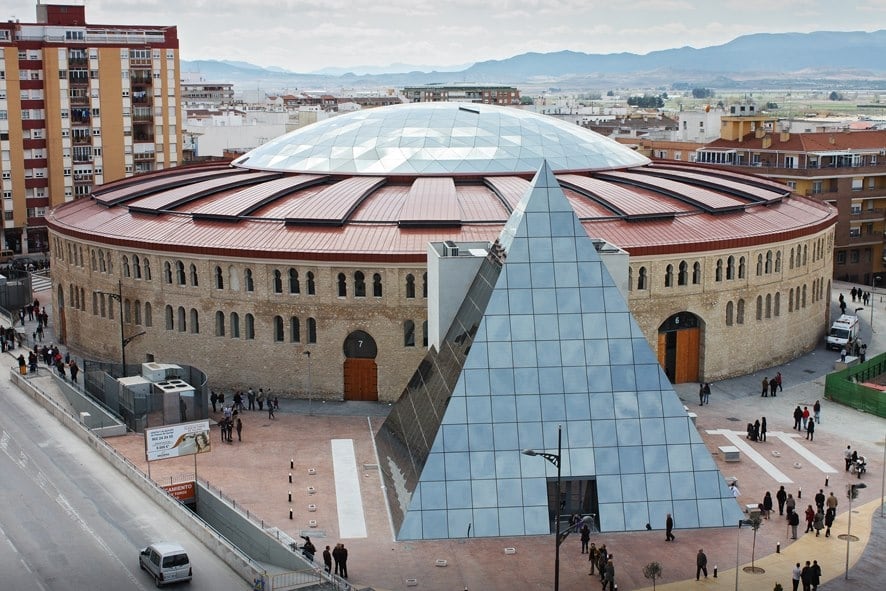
top-left (776, 486), bottom-right (787, 515)
top-left (696, 549), bottom-right (708, 580)
top-left (322, 546), bottom-right (332, 573)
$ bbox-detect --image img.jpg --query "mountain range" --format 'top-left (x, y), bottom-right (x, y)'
top-left (181, 30), bottom-right (886, 93)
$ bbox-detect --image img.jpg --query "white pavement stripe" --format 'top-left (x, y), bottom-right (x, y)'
top-left (706, 429), bottom-right (793, 483)
top-left (769, 431), bottom-right (839, 473)
top-left (332, 438), bottom-right (368, 538)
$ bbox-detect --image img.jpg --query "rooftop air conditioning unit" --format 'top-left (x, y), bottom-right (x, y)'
top-left (443, 240), bottom-right (459, 257)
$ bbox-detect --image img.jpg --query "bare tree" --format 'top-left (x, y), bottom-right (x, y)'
top-left (643, 561), bottom-right (663, 590)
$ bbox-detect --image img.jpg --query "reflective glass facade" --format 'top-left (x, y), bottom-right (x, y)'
top-left (375, 162), bottom-right (742, 540)
top-left (234, 103), bottom-right (650, 175)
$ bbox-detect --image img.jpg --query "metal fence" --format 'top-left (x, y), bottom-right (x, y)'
top-left (824, 352), bottom-right (886, 418)
top-left (0, 268), bottom-right (34, 318)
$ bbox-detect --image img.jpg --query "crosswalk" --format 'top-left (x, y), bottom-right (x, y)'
top-left (30, 271), bottom-right (52, 293)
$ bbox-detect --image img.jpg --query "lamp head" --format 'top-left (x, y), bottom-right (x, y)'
top-left (521, 449), bottom-right (538, 457)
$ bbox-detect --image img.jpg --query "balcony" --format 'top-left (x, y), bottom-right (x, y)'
top-left (850, 208), bottom-right (886, 223)
top-left (840, 233), bottom-right (883, 247)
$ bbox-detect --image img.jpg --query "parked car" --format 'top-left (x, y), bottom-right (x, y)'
top-left (139, 542), bottom-right (192, 587)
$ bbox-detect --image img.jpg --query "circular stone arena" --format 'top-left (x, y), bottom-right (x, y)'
top-left (47, 102), bottom-right (836, 401)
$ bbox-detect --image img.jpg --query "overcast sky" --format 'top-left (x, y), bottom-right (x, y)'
top-left (7, 1), bottom-right (884, 72)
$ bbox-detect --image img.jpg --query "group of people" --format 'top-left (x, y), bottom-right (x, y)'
top-left (586, 542), bottom-right (616, 590)
top-left (299, 536), bottom-right (350, 579)
top-left (792, 560), bottom-right (823, 591)
top-left (791, 402), bottom-right (821, 440)
top-left (848, 286), bottom-right (870, 305)
top-left (211, 388), bottom-right (279, 419)
top-left (746, 416), bottom-right (768, 442)
top-left (780, 486), bottom-right (838, 540)
top-left (18, 298), bottom-right (48, 329)
top-left (16, 343), bottom-right (79, 382)
top-left (697, 382), bottom-right (711, 405)
top-left (761, 372), bottom-right (783, 397)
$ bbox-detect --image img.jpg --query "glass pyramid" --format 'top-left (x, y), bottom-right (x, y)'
top-left (375, 162), bottom-right (743, 540)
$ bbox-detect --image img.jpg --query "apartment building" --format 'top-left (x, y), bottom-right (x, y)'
top-left (402, 83), bottom-right (520, 105)
top-left (0, 3), bottom-right (180, 254)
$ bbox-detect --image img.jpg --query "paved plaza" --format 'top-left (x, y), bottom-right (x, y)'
top-left (6, 281), bottom-right (885, 590)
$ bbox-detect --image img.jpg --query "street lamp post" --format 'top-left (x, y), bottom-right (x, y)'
top-left (523, 425), bottom-right (571, 591)
top-left (96, 280), bottom-right (144, 377)
top-left (303, 350), bottom-right (312, 415)
top-left (844, 483), bottom-right (867, 580)
top-left (871, 275), bottom-right (881, 333)
top-left (734, 518), bottom-right (754, 591)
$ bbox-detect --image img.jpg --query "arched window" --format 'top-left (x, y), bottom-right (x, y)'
top-left (756, 296), bottom-right (763, 320)
top-left (228, 266), bottom-right (240, 291)
top-left (143, 258), bottom-right (152, 281)
top-left (802, 245), bottom-right (808, 266)
top-left (107, 296), bottom-right (114, 320)
top-left (739, 257), bottom-right (746, 279)
top-left (789, 288), bottom-right (794, 312)
top-left (422, 273), bottom-right (428, 298)
top-left (765, 251), bottom-right (772, 274)
top-left (144, 302), bottom-right (152, 327)
top-left (106, 252), bottom-right (113, 275)
top-left (795, 248), bottom-right (802, 268)
top-left (273, 316), bottom-right (284, 342)
top-left (273, 270), bottom-right (283, 294)
top-left (90, 249), bottom-right (97, 271)
top-left (245, 314), bottom-right (255, 339)
top-left (289, 269), bottom-right (300, 294)
top-left (373, 273), bottom-right (383, 297)
top-left (337, 273), bottom-right (347, 297)
top-left (165, 305), bottom-right (174, 330)
top-left (405, 274), bottom-right (416, 298)
top-left (422, 320), bottom-right (429, 347)
top-left (726, 301), bottom-right (734, 326)
top-left (188, 309), bottom-right (198, 333)
top-left (774, 292), bottom-right (781, 316)
top-left (133, 255), bottom-right (142, 279)
top-left (215, 266), bottom-right (224, 289)
top-left (122, 256), bottom-right (130, 278)
top-left (664, 264), bottom-right (673, 288)
top-left (637, 267), bottom-right (647, 290)
top-left (215, 311), bottom-right (225, 336)
top-left (775, 252), bottom-right (782, 273)
top-left (802, 284), bottom-right (807, 307)
top-left (677, 261), bottom-right (688, 286)
top-left (726, 256), bottom-right (735, 280)
top-left (290, 317), bottom-right (301, 342)
top-left (404, 320), bottom-right (416, 347)
top-left (306, 272), bottom-right (316, 295)
top-left (177, 306), bottom-right (186, 332)
top-left (176, 261), bottom-right (186, 285)
top-left (716, 259), bottom-right (723, 282)
top-left (789, 248), bottom-right (795, 270)
top-left (99, 251), bottom-right (106, 273)
top-left (756, 254), bottom-right (763, 276)
top-left (737, 299), bottom-right (745, 324)
top-left (123, 299), bottom-right (132, 323)
top-left (795, 287), bottom-right (800, 311)
top-left (628, 267), bottom-right (633, 291)
top-left (189, 264), bottom-right (199, 287)
top-left (230, 312), bottom-right (240, 338)
top-left (244, 268), bottom-right (254, 292)
top-left (765, 294), bottom-right (772, 318)
top-left (80, 287), bottom-right (85, 310)
top-left (354, 271), bottom-right (366, 297)
top-left (164, 261), bottom-right (173, 284)
top-left (692, 262), bottom-right (701, 285)
top-left (134, 300), bottom-right (142, 325)
top-left (307, 318), bottom-right (317, 343)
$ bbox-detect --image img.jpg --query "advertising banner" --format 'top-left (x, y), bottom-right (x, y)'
top-left (145, 420), bottom-right (211, 461)
top-left (162, 481), bottom-right (196, 502)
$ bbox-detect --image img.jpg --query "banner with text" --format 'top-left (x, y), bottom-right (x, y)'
top-left (145, 420), bottom-right (211, 461)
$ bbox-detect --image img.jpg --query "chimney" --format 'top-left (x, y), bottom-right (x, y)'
top-left (755, 127), bottom-right (766, 139)
top-left (762, 136), bottom-right (772, 149)
top-left (780, 131), bottom-right (790, 142)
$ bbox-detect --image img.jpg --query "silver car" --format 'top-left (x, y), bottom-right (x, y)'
top-left (139, 542), bottom-right (192, 587)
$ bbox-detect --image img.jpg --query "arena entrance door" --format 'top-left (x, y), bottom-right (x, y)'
top-left (656, 312), bottom-right (700, 383)
top-left (343, 330), bottom-right (378, 401)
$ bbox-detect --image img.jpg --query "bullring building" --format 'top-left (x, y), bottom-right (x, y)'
top-left (46, 103), bottom-right (836, 402)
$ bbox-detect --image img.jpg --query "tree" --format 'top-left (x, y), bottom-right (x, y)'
top-left (643, 561), bottom-right (663, 590)
top-left (606, 90), bottom-right (615, 97)
top-left (692, 88), bottom-right (714, 99)
top-left (829, 91), bottom-right (844, 101)
top-left (748, 514), bottom-right (763, 571)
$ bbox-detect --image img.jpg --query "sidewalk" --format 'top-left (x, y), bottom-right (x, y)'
top-left (10, 283), bottom-right (886, 591)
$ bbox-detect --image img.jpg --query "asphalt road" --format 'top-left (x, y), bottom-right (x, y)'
top-left (0, 378), bottom-right (249, 591)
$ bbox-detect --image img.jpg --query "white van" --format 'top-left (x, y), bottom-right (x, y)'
top-left (139, 542), bottom-right (192, 586)
top-left (826, 315), bottom-right (859, 351)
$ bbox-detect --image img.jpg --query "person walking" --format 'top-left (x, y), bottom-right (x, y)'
top-left (580, 522), bottom-right (590, 553)
top-left (844, 445), bottom-right (853, 471)
top-left (793, 406), bottom-right (803, 430)
top-left (602, 558), bottom-right (615, 591)
top-left (699, 383), bottom-right (705, 406)
top-left (769, 376), bottom-right (778, 397)
top-left (801, 561), bottom-right (812, 591)
top-left (776, 371), bottom-right (783, 392)
top-left (776, 486), bottom-right (788, 516)
top-left (789, 510), bottom-right (800, 539)
top-left (810, 560), bottom-right (821, 591)
top-left (268, 400), bottom-right (275, 420)
top-left (210, 390), bottom-right (218, 413)
top-left (806, 418), bottom-right (815, 441)
top-left (792, 562), bottom-right (802, 591)
top-left (322, 546), bottom-right (332, 573)
top-left (696, 549), bottom-right (708, 580)
top-left (703, 382), bottom-right (711, 404)
top-left (813, 508), bottom-right (824, 536)
top-left (804, 505), bottom-right (815, 533)
top-left (235, 417), bottom-right (242, 442)
top-left (332, 544), bottom-right (343, 577)
top-left (588, 542), bottom-right (599, 575)
top-left (665, 513), bottom-right (675, 541)
top-left (825, 506), bottom-right (836, 537)
top-left (761, 377), bottom-right (769, 397)
top-left (762, 491), bottom-right (773, 519)
top-left (339, 543), bottom-right (348, 579)
top-left (760, 416), bottom-right (767, 442)
top-left (802, 406), bottom-right (810, 429)
top-left (814, 489), bottom-right (825, 513)
top-left (813, 399), bottom-right (821, 423)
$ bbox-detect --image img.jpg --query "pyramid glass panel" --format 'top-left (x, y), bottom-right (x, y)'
top-left (375, 162), bottom-right (742, 540)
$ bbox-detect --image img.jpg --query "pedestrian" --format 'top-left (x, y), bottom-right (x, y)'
top-left (268, 400), bottom-right (275, 419)
top-left (813, 399), bottom-right (821, 423)
top-left (769, 377), bottom-right (778, 397)
top-left (729, 481), bottom-right (740, 498)
top-left (801, 561), bottom-right (812, 591)
top-left (699, 383), bottom-right (705, 406)
top-left (851, 286), bottom-right (857, 302)
top-left (824, 507), bottom-right (836, 537)
top-left (236, 417), bottom-right (242, 441)
top-left (789, 510), bottom-right (800, 539)
top-left (753, 419), bottom-right (760, 442)
top-left (68, 360), bottom-right (79, 383)
top-left (219, 418), bottom-right (227, 443)
top-left (802, 406), bottom-right (810, 429)
top-left (273, 396), bottom-right (279, 410)
top-left (806, 418), bottom-right (815, 441)
top-left (761, 377), bottom-right (769, 397)
top-left (696, 549), bottom-right (708, 580)
top-left (597, 544), bottom-right (608, 582)
top-left (580, 522), bottom-right (590, 553)
top-left (323, 545), bottom-right (332, 573)
top-left (814, 489), bottom-right (825, 513)
top-left (762, 491), bottom-right (773, 519)
top-left (844, 445), bottom-right (853, 471)
top-left (792, 562), bottom-right (802, 591)
top-left (588, 542), bottom-right (599, 574)
top-left (703, 382), bottom-right (711, 404)
top-left (760, 417), bottom-right (767, 442)
top-left (804, 505), bottom-right (815, 533)
top-left (248, 387), bottom-right (256, 410)
top-left (811, 560), bottom-right (821, 591)
top-left (665, 513), bottom-right (675, 541)
top-left (786, 493), bottom-right (796, 518)
top-left (776, 371), bottom-right (783, 392)
top-left (776, 486), bottom-right (787, 516)
top-left (257, 390), bottom-right (264, 411)
top-left (332, 543), bottom-right (343, 577)
top-left (793, 406), bottom-right (803, 430)
top-left (826, 491), bottom-right (838, 513)
top-left (339, 543), bottom-right (348, 578)
top-left (210, 390), bottom-right (218, 413)
top-left (813, 509), bottom-right (824, 536)
top-left (602, 558), bottom-right (615, 591)
top-left (299, 535), bottom-right (315, 562)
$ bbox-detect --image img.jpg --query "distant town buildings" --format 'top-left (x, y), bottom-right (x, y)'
top-left (181, 81), bottom-right (234, 106)
top-left (403, 83), bottom-right (520, 105)
top-left (0, 3), bottom-right (180, 255)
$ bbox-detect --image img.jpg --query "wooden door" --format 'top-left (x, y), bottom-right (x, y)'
top-left (343, 358), bottom-right (378, 401)
top-left (674, 327), bottom-right (700, 383)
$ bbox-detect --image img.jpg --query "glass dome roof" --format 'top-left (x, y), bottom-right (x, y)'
top-left (233, 102), bottom-right (650, 175)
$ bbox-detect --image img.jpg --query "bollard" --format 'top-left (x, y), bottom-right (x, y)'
top-left (825, 476), bottom-right (829, 487)
top-left (291, 458), bottom-right (294, 469)
top-left (289, 509), bottom-right (293, 520)
top-left (776, 542), bottom-right (781, 554)
top-left (713, 565), bottom-right (717, 578)
top-left (289, 473), bottom-right (292, 483)
top-left (798, 488), bottom-right (802, 499)
top-left (288, 491), bottom-right (292, 503)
